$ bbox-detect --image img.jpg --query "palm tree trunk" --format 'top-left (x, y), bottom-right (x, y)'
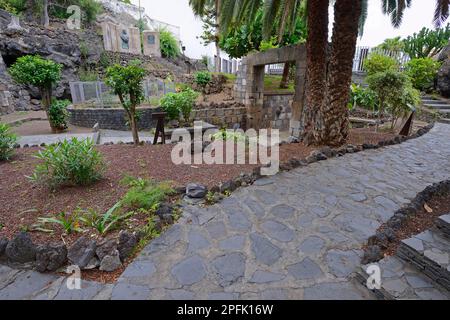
top-left (301, 0), bottom-right (329, 145)
top-left (279, 62), bottom-right (291, 89)
top-left (319, 0), bottom-right (362, 146)
top-left (43, 0), bottom-right (50, 28)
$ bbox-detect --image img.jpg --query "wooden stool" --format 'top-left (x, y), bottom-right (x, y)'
top-left (152, 112), bottom-right (166, 145)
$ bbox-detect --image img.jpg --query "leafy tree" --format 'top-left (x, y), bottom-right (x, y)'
top-left (405, 58), bottom-right (442, 92)
top-left (403, 24), bottom-right (450, 58)
top-left (376, 37), bottom-right (405, 52)
top-left (105, 62), bottom-right (146, 145)
top-left (363, 53), bottom-right (399, 76)
top-left (367, 70), bottom-right (419, 130)
top-left (9, 55), bottom-right (62, 131)
top-left (0, 0), bottom-right (27, 14)
top-left (159, 29), bottom-right (180, 58)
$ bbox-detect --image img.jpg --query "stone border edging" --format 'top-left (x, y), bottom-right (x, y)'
top-left (362, 178), bottom-right (450, 264)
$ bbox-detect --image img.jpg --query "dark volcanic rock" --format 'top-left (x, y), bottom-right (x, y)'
top-left (118, 231), bottom-right (137, 261)
top-left (5, 232), bottom-right (36, 263)
top-left (67, 237), bottom-right (97, 269)
top-left (35, 244), bottom-right (67, 272)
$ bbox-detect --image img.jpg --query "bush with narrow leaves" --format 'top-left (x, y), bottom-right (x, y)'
top-left (30, 138), bottom-right (105, 188)
top-left (0, 124), bottom-right (18, 161)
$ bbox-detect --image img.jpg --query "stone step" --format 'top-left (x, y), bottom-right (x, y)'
top-left (437, 214), bottom-right (450, 238)
top-left (438, 118), bottom-right (450, 125)
top-left (397, 229), bottom-right (450, 291)
top-left (355, 256), bottom-right (450, 300)
top-left (424, 103), bottom-right (450, 110)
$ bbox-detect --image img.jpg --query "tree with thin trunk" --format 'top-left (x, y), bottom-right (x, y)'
top-left (105, 62), bottom-right (146, 146)
top-left (9, 55), bottom-right (62, 132)
top-left (43, 0), bottom-right (50, 28)
top-left (189, 0), bottom-right (222, 72)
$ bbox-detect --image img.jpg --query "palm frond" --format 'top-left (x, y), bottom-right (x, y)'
top-left (434, 0), bottom-right (450, 27)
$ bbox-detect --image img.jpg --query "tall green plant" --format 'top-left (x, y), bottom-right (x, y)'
top-left (403, 24), bottom-right (450, 58)
top-left (105, 62), bottom-right (146, 145)
top-left (9, 55), bottom-right (62, 131)
top-left (159, 29), bottom-right (180, 58)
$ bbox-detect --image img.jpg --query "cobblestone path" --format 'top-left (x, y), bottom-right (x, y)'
top-left (1, 124), bottom-right (450, 300)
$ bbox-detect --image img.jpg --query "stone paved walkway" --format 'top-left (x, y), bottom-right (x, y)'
top-left (1, 123), bottom-right (450, 300)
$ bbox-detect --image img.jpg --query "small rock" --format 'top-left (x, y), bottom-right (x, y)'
top-left (162, 214), bottom-right (174, 224)
top-left (99, 250), bottom-right (122, 272)
top-left (67, 237), bottom-right (97, 269)
top-left (96, 239), bottom-right (117, 261)
top-left (287, 136), bottom-right (299, 143)
top-left (35, 244), bottom-right (67, 272)
top-left (155, 203), bottom-right (174, 218)
top-left (362, 245), bottom-right (383, 264)
top-left (219, 180), bottom-right (236, 193)
top-left (84, 256), bottom-right (100, 270)
top-left (118, 231), bottom-right (137, 261)
top-left (320, 146), bottom-right (333, 158)
top-left (186, 183), bottom-right (207, 199)
top-left (0, 238), bottom-right (8, 256)
top-left (5, 232), bottom-right (36, 263)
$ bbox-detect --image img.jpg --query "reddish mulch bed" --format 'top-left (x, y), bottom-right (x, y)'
top-left (0, 126), bottom-right (400, 283)
top-left (382, 193), bottom-right (450, 257)
top-left (0, 127), bottom-right (397, 246)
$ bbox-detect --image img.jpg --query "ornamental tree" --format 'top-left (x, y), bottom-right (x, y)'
top-left (9, 55), bottom-right (62, 131)
top-left (105, 62), bottom-right (146, 145)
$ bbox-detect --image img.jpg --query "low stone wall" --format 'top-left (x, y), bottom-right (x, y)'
top-left (192, 107), bottom-right (246, 129)
top-left (263, 93), bottom-right (293, 130)
top-left (68, 106), bottom-right (162, 131)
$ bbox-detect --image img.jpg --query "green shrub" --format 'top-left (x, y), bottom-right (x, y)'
top-left (0, 0), bottom-right (27, 14)
top-left (120, 177), bottom-right (175, 210)
top-left (48, 99), bottom-right (70, 130)
top-left (194, 71), bottom-right (212, 89)
top-left (30, 138), bottom-right (105, 188)
top-left (405, 58), bottom-right (442, 92)
top-left (38, 212), bottom-right (83, 234)
top-left (363, 53), bottom-right (399, 76)
top-left (0, 124), bottom-right (18, 161)
top-left (160, 88), bottom-right (199, 122)
top-left (159, 29), bottom-right (180, 58)
top-left (348, 84), bottom-right (378, 111)
top-left (403, 24), bottom-right (450, 59)
top-left (367, 70), bottom-right (419, 128)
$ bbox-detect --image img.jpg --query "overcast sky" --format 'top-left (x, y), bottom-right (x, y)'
top-left (133, 0), bottom-right (443, 59)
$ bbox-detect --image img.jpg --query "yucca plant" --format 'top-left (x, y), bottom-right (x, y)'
top-left (80, 202), bottom-right (131, 235)
top-left (30, 138), bottom-right (105, 188)
top-left (38, 212), bottom-right (83, 234)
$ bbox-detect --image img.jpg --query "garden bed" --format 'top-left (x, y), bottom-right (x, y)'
top-left (0, 125), bottom-right (429, 282)
top-left (364, 180), bottom-right (450, 263)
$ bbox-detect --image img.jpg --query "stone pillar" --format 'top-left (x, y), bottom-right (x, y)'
top-left (246, 65), bottom-right (265, 130)
top-left (129, 27), bottom-right (142, 55)
top-left (142, 31), bottom-right (161, 57)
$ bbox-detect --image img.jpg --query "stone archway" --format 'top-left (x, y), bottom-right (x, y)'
top-left (234, 44), bottom-right (306, 136)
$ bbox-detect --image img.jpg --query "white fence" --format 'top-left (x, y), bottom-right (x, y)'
top-left (69, 79), bottom-right (176, 107)
top-left (352, 46), bottom-right (411, 72)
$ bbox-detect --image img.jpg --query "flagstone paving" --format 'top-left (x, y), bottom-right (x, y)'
top-left (1, 123), bottom-right (450, 300)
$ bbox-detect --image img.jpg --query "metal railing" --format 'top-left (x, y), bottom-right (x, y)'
top-left (69, 79), bottom-right (176, 107)
top-left (353, 46), bottom-right (411, 72)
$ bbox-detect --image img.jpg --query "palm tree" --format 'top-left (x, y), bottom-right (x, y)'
top-left (382, 0), bottom-right (449, 27)
top-left (319, 0), bottom-right (362, 146)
